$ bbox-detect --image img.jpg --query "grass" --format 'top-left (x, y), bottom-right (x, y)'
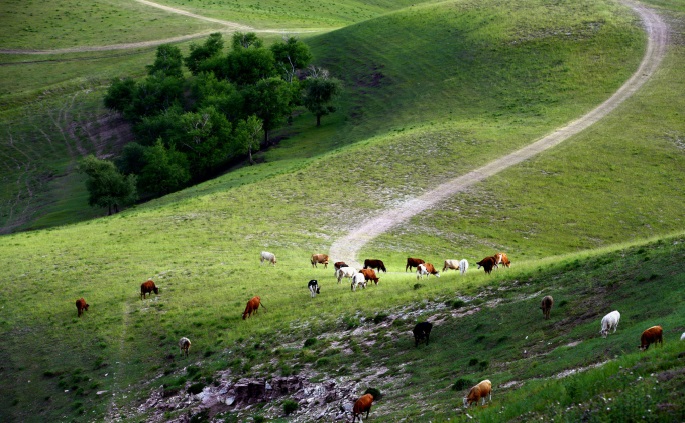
top-left (0, 0), bottom-right (223, 50)
top-left (0, 0), bottom-right (684, 421)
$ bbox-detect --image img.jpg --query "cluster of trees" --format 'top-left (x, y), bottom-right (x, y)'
top-left (83, 32), bottom-right (342, 214)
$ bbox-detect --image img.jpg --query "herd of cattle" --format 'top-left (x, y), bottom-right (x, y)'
top-left (72, 249), bottom-right (678, 420)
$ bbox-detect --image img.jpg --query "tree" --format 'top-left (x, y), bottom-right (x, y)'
top-left (175, 107), bottom-right (233, 177)
top-left (243, 77), bottom-right (293, 144)
top-left (234, 115), bottom-right (263, 165)
top-left (138, 139), bottom-right (191, 195)
top-left (146, 44), bottom-right (184, 78)
top-left (185, 33), bottom-right (225, 76)
top-left (231, 32), bottom-right (263, 49)
top-left (80, 155), bottom-right (137, 215)
top-left (104, 77), bottom-right (136, 118)
top-left (270, 36), bottom-right (313, 83)
top-left (224, 46), bottom-right (276, 86)
top-left (303, 68), bottom-right (343, 126)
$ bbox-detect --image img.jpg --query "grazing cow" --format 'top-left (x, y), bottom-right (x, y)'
top-left (406, 257), bottom-right (425, 272)
top-left (260, 251), bottom-right (276, 266)
top-left (639, 326), bottom-right (663, 351)
top-left (417, 263), bottom-right (440, 279)
top-left (459, 259), bottom-right (468, 275)
top-left (140, 279), bottom-right (159, 300)
top-left (599, 310), bottom-right (621, 338)
top-left (242, 296), bottom-right (267, 320)
top-left (476, 256), bottom-right (497, 274)
top-left (308, 280), bottom-right (320, 298)
top-left (334, 261), bottom-right (348, 271)
top-left (179, 337), bottom-right (191, 358)
top-left (351, 273), bottom-right (367, 291)
top-left (463, 379), bottom-right (492, 408)
top-left (336, 266), bottom-right (357, 284)
top-left (360, 268), bottom-right (380, 285)
top-left (352, 393), bottom-right (374, 422)
top-left (540, 295), bottom-right (554, 320)
top-left (311, 254), bottom-right (329, 268)
top-left (442, 259), bottom-right (460, 272)
top-left (364, 259), bottom-right (387, 273)
top-left (75, 298), bottom-right (89, 317)
top-left (494, 252), bottom-right (511, 268)
top-left (413, 322), bottom-right (433, 347)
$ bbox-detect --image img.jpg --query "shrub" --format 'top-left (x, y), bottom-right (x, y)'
top-left (304, 338), bottom-right (317, 348)
top-left (364, 387), bottom-right (382, 400)
top-left (414, 283), bottom-right (424, 290)
top-left (373, 313), bottom-right (388, 324)
top-left (187, 382), bottom-right (206, 395)
top-left (468, 358), bottom-right (479, 366)
top-left (452, 378), bottom-right (474, 391)
top-left (283, 399), bottom-right (299, 415)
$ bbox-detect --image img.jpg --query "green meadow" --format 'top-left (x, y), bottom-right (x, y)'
top-left (1, 0), bottom-right (684, 421)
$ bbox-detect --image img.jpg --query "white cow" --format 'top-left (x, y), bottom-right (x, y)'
top-left (308, 280), bottom-right (320, 298)
top-left (459, 259), bottom-right (468, 275)
top-left (260, 251), bottom-right (276, 266)
top-left (336, 266), bottom-right (357, 284)
top-left (680, 332), bottom-right (685, 341)
top-left (442, 259), bottom-right (469, 275)
top-left (599, 310), bottom-right (620, 338)
top-left (416, 264), bottom-right (428, 280)
top-left (351, 273), bottom-right (367, 291)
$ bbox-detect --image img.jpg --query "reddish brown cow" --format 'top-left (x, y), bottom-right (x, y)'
top-left (140, 279), bottom-right (159, 300)
top-left (463, 379), bottom-right (492, 407)
top-left (364, 259), bottom-right (387, 273)
top-left (406, 257), bottom-right (425, 272)
top-left (494, 252), bottom-right (511, 268)
top-left (334, 261), bottom-right (348, 271)
top-left (76, 298), bottom-right (89, 317)
top-left (242, 296), bottom-right (267, 320)
top-left (540, 295), bottom-right (554, 320)
top-left (476, 256), bottom-right (497, 274)
top-left (423, 263), bottom-right (440, 277)
top-left (639, 325), bottom-right (663, 351)
top-left (360, 268), bottom-right (380, 285)
top-left (352, 393), bottom-right (374, 422)
top-left (311, 253), bottom-right (329, 268)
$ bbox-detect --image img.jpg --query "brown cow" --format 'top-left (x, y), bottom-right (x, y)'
top-left (540, 295), bottom-right (554, 320)
top-left (179, 337), bottom-right (191, 358)
top-left (352, 393), bottom-right (374, 422)
top-left (364, 259), bottom-right (387, 273)
top-left (242, 296), bottom-right (267, 320)
top-left (76, 298), bottom-right (89, 317)
top-left (406, 257), bottom-right (425, 272)
top-left (494, 252), bottom-right (511, 268)
top-left (463, 379), bottom-right (492, 407)
top-left (476, 256), bottom-right (497, 274)
top-left (639, 325), bottom-right (663, 351)
top-left (360, 268), bottom-right (380, 285)
top-left (334, 261), bottom-right (348, 271)
top-left (140, 279), bottom-right (159, 300)
top-left (311, 253), bottom-right (329, 268)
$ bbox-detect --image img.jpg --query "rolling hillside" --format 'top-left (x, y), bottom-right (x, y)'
top-left (0, 0), bottom-right (684, 422)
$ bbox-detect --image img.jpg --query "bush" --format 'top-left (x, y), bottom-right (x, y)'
top-left (187, 382), bottom-right (206, 395)
top-left (452, 378), bottom-right (474, 391)
top-left (304, 338), bottom-right (317, 348)
top-left (283, 399), bottom-right (299, 415)
top-left (364, 387), bottom-right (382, 400)
top-left (468, 358), bottom-right (479, 366)
top-left (414, 283), bottom-right (424, 290)
top-left (373, 313), bottom-right (388, 324)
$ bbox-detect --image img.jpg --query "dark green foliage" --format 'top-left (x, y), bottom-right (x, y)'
top-left (303, 338), bottom-right (317, 348)
top-left (373, 313), bottom-right (388, 324)
top-left (79, 155), bottom-right (137, 215)
top-left (138, 139), bottom-right (191, 196)
top-left (185, 33), bottom-right (225, 76)
top-left (224, 41), bottom-right (276, 86)
top-left (303, 74), bottom-right (343, 126)
top-left (414, 283), bottom-right (424, 290)
top-left (187, 382), bottom-right (206, 395)
top-left (452, 378), bottom-right (474, 391)
top-left (243, 77), bottom-right (293, 144)
top-left (271, 36), bottom-right (313, 82)
top-left (364, 387), bottom-right (382, 399)
top-left (147, 44), bottom-right (184, 78)
top-left (282, 399), bottom-right (298, 415)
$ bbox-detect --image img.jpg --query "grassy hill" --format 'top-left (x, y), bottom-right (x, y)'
top-left (1, 0), bottom-right (684, 421)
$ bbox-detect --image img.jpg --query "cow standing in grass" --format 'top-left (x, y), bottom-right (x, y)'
top-left (352, 393), bottom-right (375, 422)
top-left (406, 257), bottom-right (425, 272)
top-left (311, 254), bottom-right (329, 268)
top-left (179, 337), bottom-right (191, 358)
top-left (540, 295), bottom-right (554, 320)
top-left (308, 280), bottom-right (320, 298)
top-left (639, 326), bottom-right (663, 350)
top-left (140, 279), bottom-right (159, 300)
top-left (76, 298), bottom-right (89, 317)
top-left (413, 322), bottom-right (433, 347)
top-left (463, 379), bottom-right (492, 407)
top-left (243, 296), bottom-right (266, 320)
top-left (260, 251), bottom-right (276, 266)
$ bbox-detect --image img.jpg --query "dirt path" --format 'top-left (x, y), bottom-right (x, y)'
top-left (329, 1), bottom-right (669, 268)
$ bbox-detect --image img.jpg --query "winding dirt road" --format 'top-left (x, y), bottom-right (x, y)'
top-left (329, 0), bottom-right (669, 268)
